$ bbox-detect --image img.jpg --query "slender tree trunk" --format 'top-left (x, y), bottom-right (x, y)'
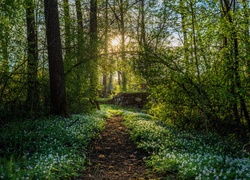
top-left (103, 76), bottom-right (107, 98)
top-left (89, 0), bottom-right (99, 108)
top-left (118, 71), bottom-right (121, 85)
top-left (242, 0), bottom-right (250, 130)
top-left (2, 32), bottom-right (9, 73)
top-left (140, 0), bottom-right (146, 47)
top-left (75, 0), bottom-right (84, 95)
top-left (26, 0), bottom-right (38, 115)
top-left (75, 0), bottom-right (84, 63)
top-left (63, 0), bottom-right (71, 65)
top-left (221, 0), bottom-right (250, 132)
top-left (44, 0), bottom-right (69, 117)
top-left (190, 0), bottom-right (208, 132)
top-left (108, 74), bottom-right (113, 94)
top-left (242, 0), bottom-right (250, 78)
top-left (103, 0), bottom-right (109, 98)
top-left (138, 0), bottom-right (146, 56)
top-left (0, 27), bottom-right (9, 101)
top-left (120, 0), bottom-right (127, 91)
top-left (233, 26), bottom-right (250, 130)
top-left (180, 0), bottom-right (188, 64)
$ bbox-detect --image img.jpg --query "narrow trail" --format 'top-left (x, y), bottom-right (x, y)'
top-left (80, 115), bottom-right (162, 180)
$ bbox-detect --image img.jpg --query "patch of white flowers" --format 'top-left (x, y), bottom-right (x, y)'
top-left (123, 111), bottom-right (250, 179)
top-left (0, 112), bottom-right (105, 179)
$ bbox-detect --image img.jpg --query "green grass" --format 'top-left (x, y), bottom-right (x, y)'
top-left (0, 111), bottom-right (106, 179)
top-left (104, 104), bottom-right (250, 180)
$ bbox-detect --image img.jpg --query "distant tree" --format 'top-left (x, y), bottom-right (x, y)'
top-left (44, 0), bottom-right (68, 117)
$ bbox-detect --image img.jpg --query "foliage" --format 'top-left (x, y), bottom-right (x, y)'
top-left (117, 107), bottom-right (250, 179)
top-left (0, 0), bottom-right (249, 140)
top-left (0, 111), bottom-right (106, 179)
top-left (133, 0), bottom-right (250, 136)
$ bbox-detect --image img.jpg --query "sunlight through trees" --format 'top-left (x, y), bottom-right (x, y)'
top-left (0, 0), bottom-right (249, 138)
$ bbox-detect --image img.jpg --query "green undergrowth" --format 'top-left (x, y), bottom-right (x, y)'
top-left (103, 105), bottom-right (250, 179)
top-left (0, 111), bottom-right (107, 179)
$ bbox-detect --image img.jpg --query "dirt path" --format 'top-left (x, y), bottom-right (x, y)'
top-left (80, 115), bottom-right (162, 180)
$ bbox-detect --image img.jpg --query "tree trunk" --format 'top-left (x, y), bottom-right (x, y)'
top-left (120, 0), bottom-right (127, 92)
top-left (117, 71), bottom-right (121, 85)
top-left (108, 74), bottom-right (113, 94)
top-left (44, 0), bottom-right (69, 117)
top-left (89, 0), bottom-right (98, 103)
top-left (190, 0), bottom-right (208, 132)
top-left (103, 0), bottom-right (108, 98)
top-left (26, 0), bottom-right (38, 115)
top-left (74, 0), bottom-right (84, 96)
top-left (242, 0), bottom-right (250, 130)
top-left (221, 0), bottom-right (249, 132)
top-left (75, 0), bottom-right (84, 64)
top-left (140, 0), bottom-right (146, 46)
top-left (103, 76), bottom-right (107, 98)
top-left (63, 0), bottom-right (71, 65)
top-left (0, 26), bottom-right (9, 101)
top-left (180, 0), bottom-right (188, 64)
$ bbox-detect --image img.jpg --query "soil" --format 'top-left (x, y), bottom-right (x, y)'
top-left (80, 116), bottom-right (164, 180)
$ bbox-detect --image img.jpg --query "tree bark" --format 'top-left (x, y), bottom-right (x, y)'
top-left (190, 0), bottom-right (208, 132)
top-left (120, 0), bottom-right (127, 92)
top-left (108, 74), bottom-right (113, 94)
top-left (26, 0), bottom-right (38, 115)
top-left (75, 0), bottom-right (84, 64)
top-left (89, 0), bottom-right (98, 100)
top-left (103, 0), bottom-right (108, 98)
top-left (180, 0), bottom-right (188, 64)
top-left (221, 0), bottom-right (250, 131)
top-left (44, 0), bottom-right (69, 117)
top-left (63, 0), bottom-right (71, 65)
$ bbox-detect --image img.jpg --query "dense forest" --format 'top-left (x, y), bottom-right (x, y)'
top-left (0, 0), bottom-right (250, 138)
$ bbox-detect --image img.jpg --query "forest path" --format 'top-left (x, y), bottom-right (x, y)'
top-left (80, 115), bottom-right (162, 180)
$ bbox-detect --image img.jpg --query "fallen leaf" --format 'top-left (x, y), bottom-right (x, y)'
top-left (128, 166), bottom-right (131, 171)
top-left (129, 154), bottom-right (136, 158)
top-left (98, 154), bottom-right (105, 159)
top-left (95, 146), bottom-right (102, 150)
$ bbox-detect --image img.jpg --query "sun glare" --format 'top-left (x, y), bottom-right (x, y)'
top-left (111, 38), bottom-right (120, 46)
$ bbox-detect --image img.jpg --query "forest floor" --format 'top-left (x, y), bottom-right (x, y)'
top-left (80, 115), bottom-right (164, 180)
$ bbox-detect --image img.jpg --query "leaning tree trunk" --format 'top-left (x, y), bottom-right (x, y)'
top-left (44, 0), bottom-right (69, 117)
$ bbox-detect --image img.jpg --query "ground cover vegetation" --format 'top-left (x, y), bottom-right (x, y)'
top-left (107, 105), bottom-right (250, 179)
top-left (0, 112), bottom-right (106, 179)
